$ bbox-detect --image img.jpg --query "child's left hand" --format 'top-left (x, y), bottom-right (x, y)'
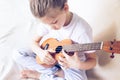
top-left (58, 50), bottom-right (81, 69)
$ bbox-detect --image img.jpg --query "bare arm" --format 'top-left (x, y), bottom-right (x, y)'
top-left (78, 52), bottom-right (97, 70)
top-left (31, 35), bottom-right (56, 67)
top-left (31, 35), bottom-right (43, 56)
top-left (58, 51), bottom-right (97, 70)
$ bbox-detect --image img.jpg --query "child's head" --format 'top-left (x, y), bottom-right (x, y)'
top-left (30, 0), bottom-right (70, 30)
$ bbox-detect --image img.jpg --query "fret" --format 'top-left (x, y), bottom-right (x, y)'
top-left (63, 42), bottom-right (102, 52)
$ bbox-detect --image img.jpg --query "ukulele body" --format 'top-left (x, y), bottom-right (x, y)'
top-left (36, 38), bottom-right (72, 66)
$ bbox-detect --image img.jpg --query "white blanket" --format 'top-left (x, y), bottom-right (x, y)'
top-left (1, 0), bottom-right (120, 80)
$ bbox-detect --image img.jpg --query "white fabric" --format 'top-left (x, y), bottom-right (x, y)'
top-left (12, 13), bottom-right (92, 80)
top-left (37, 13), bottom-right (92, 44)
top-left (1, 0), bottom-right (120, 80)
top-left (12, 48), bottom-right (87, 80)
top-left (38, 13), bottom-right (93, 61)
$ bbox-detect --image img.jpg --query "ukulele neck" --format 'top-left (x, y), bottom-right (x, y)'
top-left (63, 42), bottom-right (103, 52)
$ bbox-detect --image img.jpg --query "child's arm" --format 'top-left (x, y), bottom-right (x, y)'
top-left (58, 51), bottom-right (96, 70)
top-left (31, 36), bottom-right (56, 67)
top-left (80, 53), bottom-right (97, 70)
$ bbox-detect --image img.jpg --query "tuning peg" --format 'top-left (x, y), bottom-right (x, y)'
top-left (109, 47), bottom-right (113, 50)
top-left (110, 53), bottom-right (114, 58)
top-left (110, 41), bottom-right (114, 44)
top-left (110, 39), bottom-right (116, 44)
top-left (114, 39), bottom-right (116, 42)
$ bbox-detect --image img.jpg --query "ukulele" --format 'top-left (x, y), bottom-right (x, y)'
top-left (36, 38), bottom-right (120, 66)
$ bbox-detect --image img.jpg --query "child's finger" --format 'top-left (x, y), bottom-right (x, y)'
top-left (58, 58), bottom-right (68, 68)
top-left (44, 57), bottom-right (55, 64)
top-left (46, 52), bottom-right (54, 59)
top-left (73, 51), bottom-right (79, 57)
top-left (47, 49), bottom-right (56, 53)
top-left (59, 56), bottom-right (67, 62)
top-left (61, 50), bottom-right (69, 59)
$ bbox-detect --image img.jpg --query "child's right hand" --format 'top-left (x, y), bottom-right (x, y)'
top-left (38, 50), bottom-right (56, 65)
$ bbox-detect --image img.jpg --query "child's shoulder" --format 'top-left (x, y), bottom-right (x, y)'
top-left (72, 13), bottom-right (87, 26)
top-left (70, 13), bottom-right (92, 35)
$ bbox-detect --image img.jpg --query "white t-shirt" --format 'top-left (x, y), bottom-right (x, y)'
top-left (36, 13), bottom-right (93, 61)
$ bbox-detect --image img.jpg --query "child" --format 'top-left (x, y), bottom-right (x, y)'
top-left (13, 0), bottom-right (96, 80)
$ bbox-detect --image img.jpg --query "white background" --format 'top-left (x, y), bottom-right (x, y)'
top-left (0, 0), bottom-right (120, 80)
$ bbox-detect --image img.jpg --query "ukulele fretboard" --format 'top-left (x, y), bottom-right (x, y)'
top-left (63, 42), bottom-right (103, 52)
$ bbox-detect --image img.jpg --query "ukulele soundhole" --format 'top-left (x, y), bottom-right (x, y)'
top-left (55, 46), bottom-right (62, 53)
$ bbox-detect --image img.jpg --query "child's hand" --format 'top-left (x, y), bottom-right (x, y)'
top-left (58, 50), bottom-right (81, 69)
top-left (38, 50), bottom-right (56, 65)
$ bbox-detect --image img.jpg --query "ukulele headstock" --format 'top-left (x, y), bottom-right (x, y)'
top-left (102, 39), bottom-right (120, 58)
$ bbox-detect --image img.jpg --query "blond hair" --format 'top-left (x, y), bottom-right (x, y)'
top-left (29, 0), bottom-right (67, 18)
